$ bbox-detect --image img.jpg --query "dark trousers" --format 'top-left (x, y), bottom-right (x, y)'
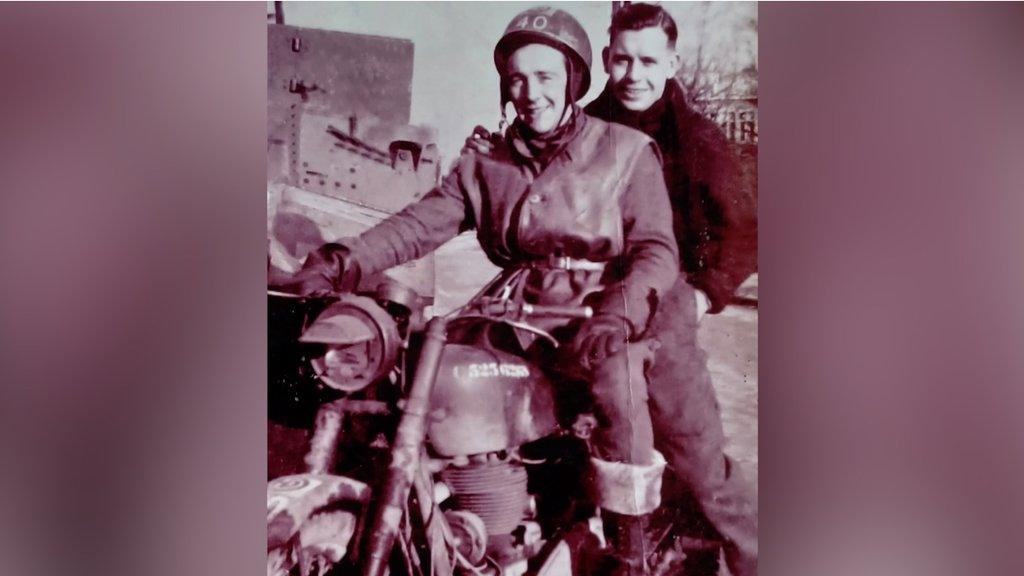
top-left (560, 339), bottom-right (658, 466)
top-left (460, 315), bottom-right (659, 468)
top-left (645, 278), bottom-right (758, 576)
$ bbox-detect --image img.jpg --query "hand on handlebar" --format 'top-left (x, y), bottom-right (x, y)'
top-left (571, 315), bottom-right (631, 373)
top-left (290, 263), bottom-right (336, 297)
top-left (272, 243), bottom-right (361, 298)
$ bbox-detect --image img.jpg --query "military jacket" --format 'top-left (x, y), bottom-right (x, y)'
top-left (348, 115), bottom-right (678, 334)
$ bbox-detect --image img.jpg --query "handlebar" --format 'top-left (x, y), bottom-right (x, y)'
top-left (268, 265), bottom-right (340, 300)
top-left (267, 288), bottom-right (307, 299)
top-left (464, 298), bottom-right (592, 321)
top-left (520, 303), bottom-right (593, 319)
top-left (267, 265), bottom-right (308, 296)
top-left (450, 298), bottom-right (593, 348)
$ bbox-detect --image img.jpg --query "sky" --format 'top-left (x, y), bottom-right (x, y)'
top-left (274, 1), bottom-right (755, 164)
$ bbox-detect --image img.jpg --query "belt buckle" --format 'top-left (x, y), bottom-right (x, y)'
top-left (551, 255), bottom-right (571, 269)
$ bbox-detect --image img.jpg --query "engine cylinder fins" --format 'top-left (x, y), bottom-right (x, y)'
top-left (441, 463), bottom-right (528, 492)
top-left (440, 460), bottom-right (530, 537)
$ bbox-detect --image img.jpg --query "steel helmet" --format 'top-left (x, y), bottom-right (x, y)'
top-left (494, 6), bottom-right (593, 102)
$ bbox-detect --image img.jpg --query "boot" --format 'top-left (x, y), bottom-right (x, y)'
top-left (601, 509), bottom-right (654, 576)
top-left (589, 452), bottom-right (667, 576)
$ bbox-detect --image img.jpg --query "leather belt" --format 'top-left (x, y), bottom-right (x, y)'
top-left (531, 254), bottom-right (606, 272)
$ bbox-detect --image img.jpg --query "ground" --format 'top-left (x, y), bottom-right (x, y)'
top-left (699, 297), bottom-right (758, 493)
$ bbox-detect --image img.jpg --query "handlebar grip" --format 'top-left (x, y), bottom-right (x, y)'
top-left (267, 265), bottom-right (300, 289)
top-left (521, 304), bottom-right (593, 319)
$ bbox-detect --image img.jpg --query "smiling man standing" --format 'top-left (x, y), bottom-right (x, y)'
top-left (585, 4), bottom-right (759, 576)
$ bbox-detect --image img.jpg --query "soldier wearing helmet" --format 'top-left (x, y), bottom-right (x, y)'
top-left (492, 6), bottom-right (593, 125)
top-left (294, 7), bottom-right (676, 574)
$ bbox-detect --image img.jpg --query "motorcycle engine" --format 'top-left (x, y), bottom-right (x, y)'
top-left (437, 453), bottom-right (541, 569)
top-left (442, 457), bottom-right (529, 543)
top-left (424, 332), bottom-right (563, 568)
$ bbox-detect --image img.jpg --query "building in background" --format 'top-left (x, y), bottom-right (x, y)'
top-left (693, 69), bottom-right (758, 145)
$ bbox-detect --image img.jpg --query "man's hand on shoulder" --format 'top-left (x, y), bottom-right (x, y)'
top-left (461, 125), bottom-right (498, 156)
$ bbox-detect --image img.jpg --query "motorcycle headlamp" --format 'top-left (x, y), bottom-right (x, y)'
top-left (300, 295), bottom-right (400, 392)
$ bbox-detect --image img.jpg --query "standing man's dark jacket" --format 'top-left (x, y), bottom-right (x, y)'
top-left (586, 80), bottom-right (757, 313)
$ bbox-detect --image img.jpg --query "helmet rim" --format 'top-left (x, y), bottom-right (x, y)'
top-left (493, 8), bottom-right (593, 101)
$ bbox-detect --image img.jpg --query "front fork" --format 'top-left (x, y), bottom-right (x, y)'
top-left (305, 398), bottom-right (392, 475)
top-left (361, 316), bottom-right (449, 576)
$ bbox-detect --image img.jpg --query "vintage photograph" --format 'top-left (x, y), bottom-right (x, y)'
top-left (266, 2), bottom-right (757, 575)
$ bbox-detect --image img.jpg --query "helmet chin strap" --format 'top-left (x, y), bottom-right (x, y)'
top-left (555, 102), bottom-right (574, 128)
top-left (499, 77), bottom-right (510, 131)
top-left (558, 53), bottom-right (576, 127)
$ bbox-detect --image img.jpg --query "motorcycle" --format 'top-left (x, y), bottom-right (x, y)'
top-left (267, 274), bottom-right (719, 576)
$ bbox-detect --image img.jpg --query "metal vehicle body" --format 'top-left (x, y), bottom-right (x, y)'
top-left (267, 274), bottom-right (723, 576)
top-left (267, 21), bottom-right (440, 302)
top-left (267, 279), bottom-right (604, 576)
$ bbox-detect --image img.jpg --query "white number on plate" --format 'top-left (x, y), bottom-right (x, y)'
top-left (465, 362), bottom-right (529, 378)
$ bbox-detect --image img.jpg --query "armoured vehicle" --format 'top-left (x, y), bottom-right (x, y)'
top-left (267, 18), bottom-right (443, 479)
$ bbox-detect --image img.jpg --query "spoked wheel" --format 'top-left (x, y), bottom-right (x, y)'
top-left (681, 548), bottom-right (721, 576)
top-left (650, 533), bottom-right (722, 576)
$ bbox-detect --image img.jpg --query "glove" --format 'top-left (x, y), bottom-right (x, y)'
top-left (291, 243), bottom-right (360, 297)
top-left (571, 315), bottom-right (632, 373)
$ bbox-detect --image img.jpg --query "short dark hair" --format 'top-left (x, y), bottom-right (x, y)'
top-left (609, 3), bottom-right (678, 47)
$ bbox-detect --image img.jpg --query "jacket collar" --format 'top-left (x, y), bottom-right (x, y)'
top-left (587, 79), bottom-right (692, 137)
top-left (560, 111), bottom-right (591, 163)
top-left (507, 104), bottom-right (586, 172)
top-left (511, 109), bottom-right (592, 169)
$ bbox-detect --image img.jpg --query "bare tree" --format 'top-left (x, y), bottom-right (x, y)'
top-left (673, 2), bottom-right (757, 120)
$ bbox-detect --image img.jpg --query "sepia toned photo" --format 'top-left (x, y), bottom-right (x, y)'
top-left (266, 3), bottom-right (757, 575)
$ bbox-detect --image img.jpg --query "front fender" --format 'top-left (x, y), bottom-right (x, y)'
top-left (268, 474), bottom-right (370, 575)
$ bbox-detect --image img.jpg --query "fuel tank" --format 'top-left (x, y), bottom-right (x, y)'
top-left (427, 344), bottom-right (558, 458)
